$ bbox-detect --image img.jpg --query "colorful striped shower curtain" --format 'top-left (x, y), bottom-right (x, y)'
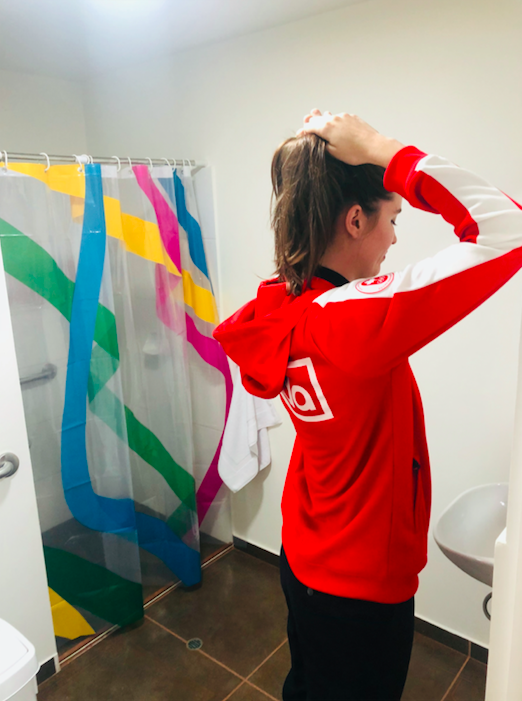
top-left (0, 159), bottom-right (231, 651)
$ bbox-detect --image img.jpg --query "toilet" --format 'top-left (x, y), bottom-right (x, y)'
top-left (0, 620), bottom-right (39, 701)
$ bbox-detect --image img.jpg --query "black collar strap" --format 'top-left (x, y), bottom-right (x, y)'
top-left (314, 265), bottom-right (350, 288)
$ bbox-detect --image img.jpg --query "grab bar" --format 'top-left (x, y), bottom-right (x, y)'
top-left (20, 363), bottom-right (57, 386)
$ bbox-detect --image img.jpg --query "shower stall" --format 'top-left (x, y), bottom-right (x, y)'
top-left (0, 154), bottom-right (232, 658)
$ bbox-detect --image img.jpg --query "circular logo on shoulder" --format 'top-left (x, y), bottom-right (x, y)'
top-left (355, 273), bottom-right (394, 295)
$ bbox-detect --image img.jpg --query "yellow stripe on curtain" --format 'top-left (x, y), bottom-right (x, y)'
top-left (120, 212), bottom-right (179, 274)
top-left (48, 588), bottom-right (95, 640)
top-left (3, 163), bottom-right (218, 325)
top-left (182, 270), bottom-right (218, 324)
top-left (3, 162), bottom-right (86, 197)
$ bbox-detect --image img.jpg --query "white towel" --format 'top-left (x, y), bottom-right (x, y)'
top-left (218, 365), bottom-right (282, 492)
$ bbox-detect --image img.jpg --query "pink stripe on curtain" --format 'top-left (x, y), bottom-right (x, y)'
top-left (136, 165), bottom-right (232, 525)
top-left (185, 313), bottom-right (232, 523)
top-left (133, 166), bottom-right (182, 273)
top-left (155, 267), bottom-right (232, 522)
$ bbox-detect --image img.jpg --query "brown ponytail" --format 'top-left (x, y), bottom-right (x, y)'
top-left (271, 133), bottom-right (393, 295)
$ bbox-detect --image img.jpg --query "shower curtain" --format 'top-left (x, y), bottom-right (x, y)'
top-left (0, 159), bottom-right (232, 651)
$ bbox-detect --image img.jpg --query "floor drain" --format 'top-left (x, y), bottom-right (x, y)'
top-left (187, 638), bottom-right (203, 650)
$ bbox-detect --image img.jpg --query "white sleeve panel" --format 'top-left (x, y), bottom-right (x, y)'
top-left (416, 154), bottom-right (522, 251)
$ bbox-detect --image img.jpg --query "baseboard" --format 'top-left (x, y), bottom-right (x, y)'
top-left (37, 653), bottom-right (59, 685)
top-left (233, 536), bottom-right (280, 567)
top-left (414, 617), bottom-right (488, 663)
top-left (233, 537), bottom-right (488, 664)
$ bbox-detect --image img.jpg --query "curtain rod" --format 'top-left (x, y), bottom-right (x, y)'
top-left (0, 151), bottom-right (204, 168)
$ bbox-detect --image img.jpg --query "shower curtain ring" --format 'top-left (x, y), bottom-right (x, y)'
top-left (127, 157), bottom-right (132, 169)
top-left (72, 154), bottom-right (83, 174)
top-left (39, 153), bottom-right (50, 172)
top-left (146, 157), bottom-right (153, 173)
top-left (2, 150), bottom-right (8, 171)
top-left (161, 158), bottom-right (170, 167)
top-left (112, 156), bottom-right (122, 172)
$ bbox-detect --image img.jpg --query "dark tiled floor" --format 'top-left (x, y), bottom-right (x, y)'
top-left (445, 659), bottom-right (488, 701)
top-left (248, 642), bottom-right (290, 699)
top-left (46, 520), bottom-right (228, 658)
top-left (38, 618), bottom-right (242, 701)
top-left (402, 634), bottom-right (467, 701)
top-left (38, 548), bottom-right (487, 701)
top-left (226, 683), bottom-right (275, 700)
top-left (146, 549), bottom-right (288, 678)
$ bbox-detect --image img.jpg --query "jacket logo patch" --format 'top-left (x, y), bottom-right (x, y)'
top-left (355, 273), bottom-right (394, 294)
top-left (281, 358), bottom-right (334, 422)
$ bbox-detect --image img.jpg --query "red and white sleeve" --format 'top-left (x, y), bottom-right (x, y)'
top-left (312, 147), bottom-right (522, 375)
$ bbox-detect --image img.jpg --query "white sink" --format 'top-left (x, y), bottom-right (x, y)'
top-left (434, 483), bottom-right (508, 587)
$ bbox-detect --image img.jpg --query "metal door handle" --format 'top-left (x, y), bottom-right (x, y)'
top-left (0, 453), bottom-right (20, 479)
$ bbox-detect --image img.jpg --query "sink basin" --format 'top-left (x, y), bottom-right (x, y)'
top-left (433, 483), bottom-right (508, 587)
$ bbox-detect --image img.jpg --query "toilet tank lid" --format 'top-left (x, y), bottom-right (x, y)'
top-left (0, 619), bottom-right (39, 701)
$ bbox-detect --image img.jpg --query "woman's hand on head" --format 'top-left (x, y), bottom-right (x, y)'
top-left (298, 110), bottom-right (404, 168)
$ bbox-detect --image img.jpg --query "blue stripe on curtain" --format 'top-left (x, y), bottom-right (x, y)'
top-left (61, 164), bottom-right (201, 585)
top-left (159, 173), bottom-right (210, 282)
top-left (61, 163), bottom-right (136, 534)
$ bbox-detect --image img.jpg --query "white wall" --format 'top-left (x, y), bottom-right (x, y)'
top-left (0, 68), bottom-right (88, 532)
top-left (82, 0), bottom-right (522, 647)
top-left (0, 68), bottom-right (88, 664)
top-left (0, 68), bottom-right (88, 153)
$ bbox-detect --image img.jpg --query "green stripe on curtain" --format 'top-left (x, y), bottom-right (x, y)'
top-left (44, 546), bottom-right (143, 628)
top-left (0, 219), bottom-right (196, 515)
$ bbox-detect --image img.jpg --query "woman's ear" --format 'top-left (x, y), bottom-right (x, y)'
top-left (344, 204), bottom-right (364, 239)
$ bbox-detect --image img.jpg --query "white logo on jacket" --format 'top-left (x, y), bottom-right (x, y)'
top-left (281, 358), bottom-right (334, 422)
top-left (355, 273), bottom-right (394, 294)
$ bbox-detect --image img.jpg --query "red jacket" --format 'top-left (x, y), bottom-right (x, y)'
top-left (214, 146), bottom-right (522, 603)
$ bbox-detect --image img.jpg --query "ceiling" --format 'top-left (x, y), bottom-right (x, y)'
top-left (0, 0), bottom-right (367, 80)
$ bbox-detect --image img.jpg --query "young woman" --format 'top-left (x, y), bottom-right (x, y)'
top-left (214, 111), bottom-right (522, 700)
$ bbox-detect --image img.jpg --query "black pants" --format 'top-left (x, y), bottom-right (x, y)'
top-left (280, 548), bottom-right (414, 701)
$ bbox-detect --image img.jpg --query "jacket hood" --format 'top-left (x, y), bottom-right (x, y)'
top-left (213, 278), bottom-right (333, 398)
